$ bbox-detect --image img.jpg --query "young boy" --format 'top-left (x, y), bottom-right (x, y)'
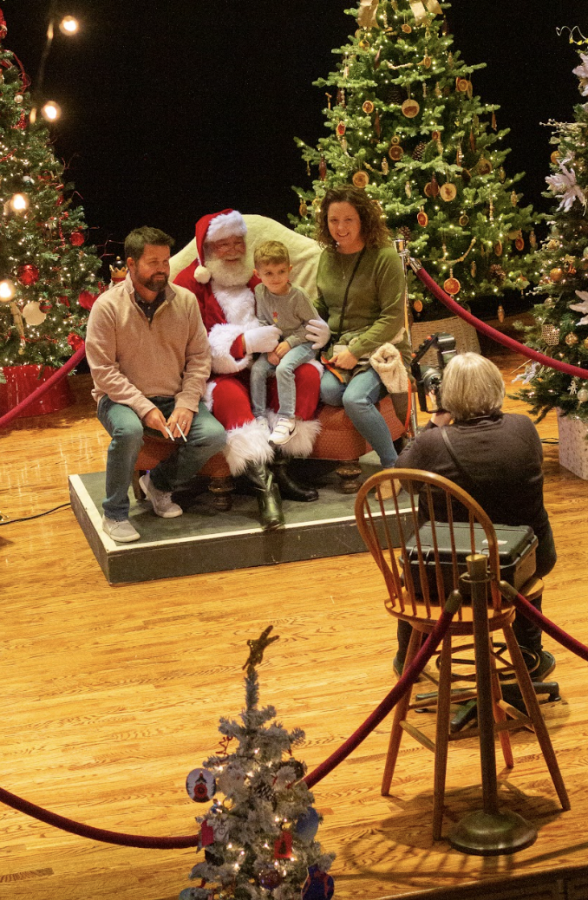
top-left (250, 240), bottom-right (317, 445)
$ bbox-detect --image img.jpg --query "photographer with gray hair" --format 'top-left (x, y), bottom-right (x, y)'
top-left (393, 352), bottom-right (556, 680)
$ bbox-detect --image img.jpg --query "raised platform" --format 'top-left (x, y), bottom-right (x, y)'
top-left (69, 457), bottom-right (410, 585)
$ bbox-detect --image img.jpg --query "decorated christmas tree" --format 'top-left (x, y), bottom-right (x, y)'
top-left (180, 627), bottom-right (335, 900)
top-left (0, 10), bottom-right (101, 372)
top-left (291, 0), bottom-right (537, 321)
top-left (514, 47), bottom-right (588, 423)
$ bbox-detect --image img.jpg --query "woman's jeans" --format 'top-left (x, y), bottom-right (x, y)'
top-left (97, 395), bottom-right (226, 521)
top-left (320, 366), bottom-right (398, 468)
top-left (250, 342), bottom-right (316, 419)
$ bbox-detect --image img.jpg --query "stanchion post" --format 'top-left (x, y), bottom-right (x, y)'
top-left (448, 554), bottom-right (537, 856)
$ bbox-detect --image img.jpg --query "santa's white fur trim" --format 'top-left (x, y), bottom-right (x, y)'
top-left (206, 211), bottom-right (247, 243)
top-left (267, 411), bottom-right (322, 459)
top-left (213, 283), bottom-right (258, 327)
top-left (203, 381), bottom-right (215, 411)
top-left (208, 322), bottom-right (252, 374)
top-left (195, 264), bottom-right (211, 284)
top-left (223, 419), bottom-right (274, 475)
top-left (309, 358), bottom-right (324, 376)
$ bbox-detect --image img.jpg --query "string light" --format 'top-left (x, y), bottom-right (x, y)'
top-left (0, 280), bottom-right (16, 302)
top-left (41, 100), bottom-right (61, 122)
top-left (7, 193), bottom-right (29, 213)
top-left (59, 15), bottom-right (79, 35)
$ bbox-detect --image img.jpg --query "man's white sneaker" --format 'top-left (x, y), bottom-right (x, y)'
top-left (255, 415), bottom-right (270, 435)
top-left (102, 515), bottom-right (140, 543)
top-left (139, 473), bottom-right (183, 518)
top-left (269, 416), bottom-right (297, 446)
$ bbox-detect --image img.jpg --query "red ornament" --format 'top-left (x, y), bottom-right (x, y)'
top-left (78, 290), bottom-right (99, 311)
top-left (57, 295), bottom-right (70, 307)
top-left (14, 111), bottom-right (26, 130)
top-left (67, 333), bottom-right (84, 351)
top-left (39, 302), bottom-right (52, 313)
top-left (17, 264), bottom-right (40, 286)
top-left (70, 231), bottom-right (85, 246)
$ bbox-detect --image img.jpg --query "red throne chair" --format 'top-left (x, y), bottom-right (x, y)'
top-left (132, 394), bottom-right (408, 510)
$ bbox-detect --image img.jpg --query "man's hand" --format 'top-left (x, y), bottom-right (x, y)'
top-left (331, 347), bottom-right (358, 370)
top-left (305, 317), bottom-right (330, 350)
top-left (244, 325), bottom-right (280, 353)
top-left (168, 406), bottom-right (194, 439)
top-left (275, 341), bottom-right (291, 359)
top-left (142, 407), bottom-right (170, 438)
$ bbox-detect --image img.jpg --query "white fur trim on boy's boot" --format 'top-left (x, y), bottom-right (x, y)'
top-left (268, 414), bottom-right (321, 459)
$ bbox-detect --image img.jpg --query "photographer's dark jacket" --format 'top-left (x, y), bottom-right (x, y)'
top-left (395, 412), bottom-right (555, 576)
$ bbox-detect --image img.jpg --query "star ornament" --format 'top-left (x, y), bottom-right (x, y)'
top-left (569, 290), bottom-right (588, 325)
top-left (546, 165), bottom-right (587, 211)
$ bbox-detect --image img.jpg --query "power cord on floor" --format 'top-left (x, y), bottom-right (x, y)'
top-left (0, 503), bottom-right (71, 525)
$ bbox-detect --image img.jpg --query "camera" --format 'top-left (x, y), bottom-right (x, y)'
top-left (410, 332), bottom-right (457, 413)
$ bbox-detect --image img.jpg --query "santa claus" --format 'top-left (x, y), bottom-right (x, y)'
top-left (173, 209), bottom-right (330, 530)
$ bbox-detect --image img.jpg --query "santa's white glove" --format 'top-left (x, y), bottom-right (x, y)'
top-left (305, 317), bottom-right (331, 350)
top-left (244, 325), bottom-right (280, 353)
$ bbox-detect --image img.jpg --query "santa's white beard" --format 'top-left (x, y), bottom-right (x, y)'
top-left (206, 253), bottom-right (254, 288)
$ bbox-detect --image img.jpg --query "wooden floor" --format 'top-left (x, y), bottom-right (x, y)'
top-left (1, 346), bottom-right (588, 900)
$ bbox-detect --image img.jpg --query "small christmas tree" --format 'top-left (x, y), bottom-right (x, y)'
top-left (291, 0), bottom-right (536, 321)
top-left (180, 627), bottom-right (335, 900)
top-left (515, 47), bottom-right (588, 423)
top-left (0, 10), bottom-right (101, 371)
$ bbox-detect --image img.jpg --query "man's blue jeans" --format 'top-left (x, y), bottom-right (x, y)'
top-left (97, 395), bottom-right (226, 521)
top-left (320, 366), bottom-right (398, 468)
top-left (250, 342), bottom-right (316, 419)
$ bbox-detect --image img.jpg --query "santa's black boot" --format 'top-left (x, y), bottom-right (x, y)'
top-left (272, 452), bottom-right (319, 503)
top-left (244, 462), bottom-right (285, 531)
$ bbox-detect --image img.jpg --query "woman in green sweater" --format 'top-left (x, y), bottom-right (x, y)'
top-left (315, 185), bottom-right (410, 467)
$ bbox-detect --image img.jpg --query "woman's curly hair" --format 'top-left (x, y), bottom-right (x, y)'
top-left (315, 185), bottom-right (392, 250)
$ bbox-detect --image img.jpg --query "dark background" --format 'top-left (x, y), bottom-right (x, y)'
top-left (2, 0), bottom-right (588, 260)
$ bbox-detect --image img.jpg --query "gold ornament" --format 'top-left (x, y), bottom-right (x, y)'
top-left (494, 241), bottom-right (503, 257)
top-left (578, 387), bottom-right (588, 403)
top-left (401, 98), bottom-right (420, 118)
top-left (440, 182), bottom-right (457, 202)
top-left (362, 100), bottom-right (375, 114)
top-left (413, 298), bottom-right (423, 313)
top-left (515, 236), bottom-right (525, 251)
top-left (497, 305), bottom-right (505, 323)
top-left (550, 267), bottom-right (563, 282)
top-left (550, 150), bottom-right (560, 165)
top-left (583, 338), bottom-right (588, 349)
top-left (478, 156), bottom-right (493, 176)
top-left (299, 201), bottom-right (308, 217)
top-left (424, 174), bottom-right (439, 197)
top-left (455, 77), bottom-right (469, 92)
top-left (459, 213), bottom-right (470, 226)
top-left (541, 324), bottom-right (560, 346)
top-left (511, 190), bottom-right (518, 206)
top-left (565, 333), bottom-right (579, 346)
top-left (352, 170), bottom-right (369, 188)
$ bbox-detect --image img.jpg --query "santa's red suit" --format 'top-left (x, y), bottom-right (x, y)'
top-left (174, 210), bottom-right (321, 476)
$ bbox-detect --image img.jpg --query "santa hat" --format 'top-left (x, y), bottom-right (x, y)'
top-left (193, 209), bottom-right (247, 284)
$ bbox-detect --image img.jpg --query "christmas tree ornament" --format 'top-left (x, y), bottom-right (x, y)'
top-left (409, 0), bottom-right (428, 24)
top-left (455, 77), bottom-right (469, 92)
top-left (550, 150), bottom-right (560, 165)
top-left (337, 87), bottom-right (346, 107)
top-left (340, 136), bottom-right (348, 152)
top-left (295, 807), bottom-right (320, 843)
top-left (70, 231), bottom-right (85, 246)
top-left (440, 182), bottom-right (457, 202)
top-left (357, 0), bottom-right (379, 29)
top-left (22, 301), bottom-right (47, 326)
top-left (374, 47), bottom-right (382, 69)
top-left (388, 143), bottom-right (404, 161)
top-left (274, 830), bottom-right (293, 858)
top-left (541, 324), bottom-right (560, 345)
top-left (470, 260), bottom-right (477, 277)
top-left (17, 264), bottom-right (40, 286)
top-left (530, 230), bottom-right (537, 249)
top-left (359, 38), bottom-right (371, 49)
top-left (186, 767), bottom-right (217, 803)
top-left (78, 290), bottom-right (99, 310)
top-left (381, 157), bottom-right (389, 175)
top-left (511, 190), bottom-right (519, 206)
top-left (425, 0), bottom-right (443, 13)
top-left (374, 110), bottom-right (381, 137)
top-left (412, 141), bottom-right (427, 160)
top-left (302, 866), bottom-right (335, 900)
top-left (456, 142), bottom-right (463, 165)
top-left (515, 236), bottom-right (525, 251)
top-left (14, 93), bottom-right (23, 104)
top-left (434, 81), bottom-right (442, 98)
top-left (199, 820), bottom-right (215, 847)
top-left (405, 180), bottom-right (412, 198)
top-left (497, 305), bottom-right (505, 323)
top-left (469, 128), bottom-right (477, 152)
top-left (422, 54), bottom-right (432, 69)
top-left (319, 156), bottom-right (327, 180)
top-left (352, 170), bottom-right (369, 188)
top-left (498, 166), bottom-right (506, 182)
top-left (565, 332), bottom-right (579, 346)
top-left (459, 213), bottom-right (469, 226)
top-left (494, 240), bottom-right (503, 256)
top-left (336, 121), bottom-right (346, 136)
top-left (488, 199), bottom-right (495, 221)
top-left (578, 387), bottom-right (588, 403)
top-left (417, 208), bottom-right (428, 226)
top-left (325, 92), bottom-right (332, 110)
top-left (362, 99), bottom-right (375, 114)
top-left (443, 271), bottom-right (461, 295)
top-left (401, 97), bottom-right (420, 117)
top-left (401, 21), bottom-right (412, 34)
top-left (257, 866), bottom-right (283, 891)
top-left (492, 111), bottom-right (497, 130)
top-left (478, 156), bottom-right (493, 175)
top-left (424, 174), bottom-right (439, 197)
top-left (413, 298), bottom-right (423, 312)
top-left (109, 258), bottom-right (127, 283)
top-left (489, 264), bottom-right (506, 285)
top-left (550, 267), bottom-right (563, 282)
top-left (299, 201), bottom-right (308, 217)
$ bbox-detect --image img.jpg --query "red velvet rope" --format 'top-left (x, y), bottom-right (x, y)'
top-left (0, 785), bottom-right (200, 848)
top-left (304, 606), bottom-right (454, 788)
top-left (413, 263), bottom-right (588, 381)
top-left (511, 589), bottom-right (588, 662)
top-left (0, 344), bottom-right (86, 429)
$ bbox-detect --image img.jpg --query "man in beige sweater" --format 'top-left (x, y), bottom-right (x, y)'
top-left (86, 226), bottom-right (226, 543)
